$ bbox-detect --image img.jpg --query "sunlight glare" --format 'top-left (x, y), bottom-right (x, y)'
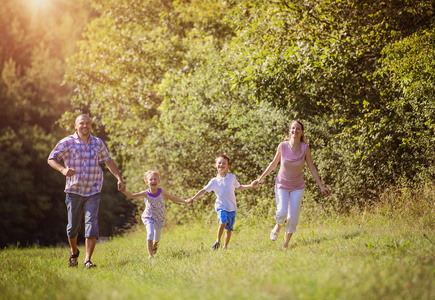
top-left (28, 0), bottom-right (51, 10)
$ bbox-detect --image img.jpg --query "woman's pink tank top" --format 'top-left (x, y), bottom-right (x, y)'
top-left (275, 141), bottom-right (307, 190)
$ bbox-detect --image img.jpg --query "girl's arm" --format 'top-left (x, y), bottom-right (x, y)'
top-left (252, 144), bottom-right (281, 186)
top-left (305, 146), bottom-right (331, 196)
top-left (162, 189), bottom-right (190, 203)
top-left (122, 190), bottom-right (147, 199)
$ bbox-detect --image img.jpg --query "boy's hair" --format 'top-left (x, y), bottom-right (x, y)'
top-left (143, 170), bottom-right (160, 182)
top-left (216, 154), bottom-right (231, 166)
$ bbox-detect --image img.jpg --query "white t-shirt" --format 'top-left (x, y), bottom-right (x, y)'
top-left (204, 173), bottom-right (240, 212)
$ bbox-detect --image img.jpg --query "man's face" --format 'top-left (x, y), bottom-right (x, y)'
top-left (74, 115), bottom-right (92, 137)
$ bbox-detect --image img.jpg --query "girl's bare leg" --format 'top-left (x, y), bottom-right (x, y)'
top-left (147, 240), bottom-right (153, 258)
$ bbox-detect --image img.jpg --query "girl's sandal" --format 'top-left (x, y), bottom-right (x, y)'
top-left (84, 260), bottom-right (97, 269)
top-left (68, 249), bottom-right (80, 268)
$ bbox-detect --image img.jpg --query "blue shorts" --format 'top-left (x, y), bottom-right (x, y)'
top-left (217, 210), bottom-right (236, 231)
top-left (65, 193), bottom-right (101, 239)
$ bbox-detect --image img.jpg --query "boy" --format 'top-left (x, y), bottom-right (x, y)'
top-left (188, 155), bottom-right (254, 249)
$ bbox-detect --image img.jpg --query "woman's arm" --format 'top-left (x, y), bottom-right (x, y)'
top-left (305, 146), bottom-right (331, 196)
top-left (252, 144), bottom-right (281, 186)
top-left (162, 189), bottom-right (189, 203)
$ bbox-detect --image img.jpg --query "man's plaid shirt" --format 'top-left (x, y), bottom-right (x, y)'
top-left (48, 132), bottom-right (112, 196)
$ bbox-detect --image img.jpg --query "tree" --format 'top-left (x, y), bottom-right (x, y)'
top-left (0, 0), bottom-right (135, 247)
top-left (64, 0), bottom-right (435, 218)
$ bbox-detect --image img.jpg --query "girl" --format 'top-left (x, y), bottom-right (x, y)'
top-left (252, 120), bottom-right (330, 249)
top-left (122, 170), bottom-right (191, 258)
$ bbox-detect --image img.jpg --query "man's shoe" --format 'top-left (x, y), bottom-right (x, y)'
top-left (68, 249), bottom-right (80, 268)
top-left (84, 260), bottom-right (97, 269)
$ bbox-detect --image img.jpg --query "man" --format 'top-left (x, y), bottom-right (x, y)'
top-left (48, 114), bottom-right (125, 268)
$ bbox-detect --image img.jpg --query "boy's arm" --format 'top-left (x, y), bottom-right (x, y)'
top-left (122, 190), bottom-right (147, 199)
top-left (236, 184), bottom-right (254, 191)
top-left (188, 189), bottom-right (207, 203)
top-left (162, 190), bottom-right (190, 203)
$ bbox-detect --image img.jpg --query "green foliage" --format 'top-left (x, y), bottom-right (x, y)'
top-left (224, 0), bottom-right (435, 208)
top-left (64, 0), bottom-right (233, 150)
top-left (64, 0), bottom-right (435, 223)
top-left (0, 0), bottom-right (92, 131)
top-left (0, 0), bottom-right (136, 247)
top-left (140, 53), bottom-right (288, 219)
top-left (375, 28), bottom-right (435, 179)
top-left (0, 126), bottom-right (66, 246)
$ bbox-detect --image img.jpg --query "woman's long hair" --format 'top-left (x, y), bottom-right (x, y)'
top-left (284, 120), bottom-right (306, 143)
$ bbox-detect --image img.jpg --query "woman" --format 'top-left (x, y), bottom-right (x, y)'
top-left (252, 120), bottom-right (330, 248)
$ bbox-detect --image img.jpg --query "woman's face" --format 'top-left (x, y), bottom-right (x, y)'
top-left (289, 122), bottom-right (303, 140)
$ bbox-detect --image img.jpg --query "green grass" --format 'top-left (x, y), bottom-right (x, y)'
top-left (1, 208), bottom-right (434, 300)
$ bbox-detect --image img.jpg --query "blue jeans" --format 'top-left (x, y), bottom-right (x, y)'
top-left (65, 193), bottom-right (101, 239)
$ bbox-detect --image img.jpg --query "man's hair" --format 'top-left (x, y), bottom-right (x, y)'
top-left (75, 113), bottom-right (91, 124)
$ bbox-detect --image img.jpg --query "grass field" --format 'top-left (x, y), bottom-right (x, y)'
top-left (1, 202), bottom-right (434, 300)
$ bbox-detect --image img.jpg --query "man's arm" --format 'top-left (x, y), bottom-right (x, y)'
top-left (104, 159), bottom-right (125, 191)
top-left (47, 158), bottom-right (75, 177)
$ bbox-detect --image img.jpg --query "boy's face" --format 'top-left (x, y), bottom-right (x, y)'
top-left (215, 157), bottom-right (230, 175)
top-left (146, 174), bottom-right (160, 189)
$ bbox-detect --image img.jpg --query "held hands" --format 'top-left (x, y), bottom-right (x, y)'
top-left (185, 198), bottom-right (194, 204)
top-left (321, 186), bottom-right (331, 196)
top-left (118, 180), bottom-right (126, 192)
top-left (251, 179), bottom-right (260, 187)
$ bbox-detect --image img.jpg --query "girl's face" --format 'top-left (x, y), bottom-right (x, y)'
top-left (215, 157), bottom-right (230, 176)
top-left (289, 122), bottom-right (303, 140)
top-left (145, 174), bottom-right (160, 189)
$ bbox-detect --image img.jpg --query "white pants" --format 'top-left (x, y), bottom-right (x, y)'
top-left (145, 222), bottom-right (162, 241)
top-left (275, 188), bottom-right (305, 234)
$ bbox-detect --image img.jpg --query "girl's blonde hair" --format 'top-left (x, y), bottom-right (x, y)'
top-left (143, 170), bottom-right (160, 183)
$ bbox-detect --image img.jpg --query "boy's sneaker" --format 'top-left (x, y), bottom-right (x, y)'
top-left (211, 241), bottom-right (220, 250)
